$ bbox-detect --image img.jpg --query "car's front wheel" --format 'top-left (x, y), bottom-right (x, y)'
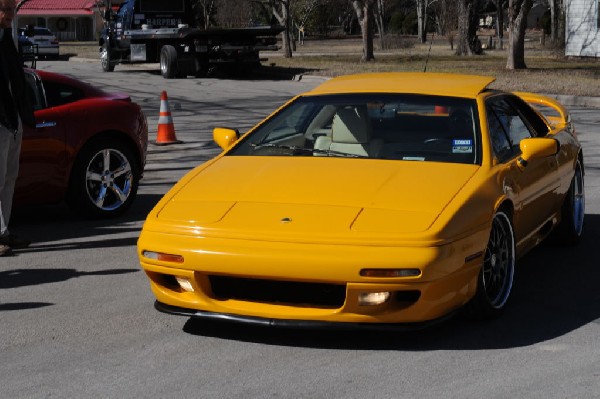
top-left (100, 43), bottom-right (115, 72)
top-left (465, 210), bottom-right (515, 319)
top-left (67, 138), bottom-right (140, 218)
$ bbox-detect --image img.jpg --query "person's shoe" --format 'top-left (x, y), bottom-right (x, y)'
top-left (0, 243), bottom-right (11, 256)
top-left (0, 235), bottom-right (30, 250)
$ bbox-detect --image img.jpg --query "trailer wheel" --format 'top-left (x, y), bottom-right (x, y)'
top-left (160, 45), bottom-right (178, 79)
top-left (100, 42), bottom-right (114, 72)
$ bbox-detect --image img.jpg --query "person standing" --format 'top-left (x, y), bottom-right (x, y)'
top-left (0, 0), bottom-right (35, 256)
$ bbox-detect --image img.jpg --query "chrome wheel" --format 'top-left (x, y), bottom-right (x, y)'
top-left (100, 43), bottom-right (115, 72)
top-left (465, 210), bottom-right (515, 319)
top-left (482, 212), bottom-right (515, 309)
top-left (85, 148), bottom-right (134, 212)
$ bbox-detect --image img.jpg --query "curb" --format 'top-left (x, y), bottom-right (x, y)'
top-left (547, 94), bottom-right (600, 109)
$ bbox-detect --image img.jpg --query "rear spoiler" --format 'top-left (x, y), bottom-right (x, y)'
top-left (514, 92), bottom-right (573, 134)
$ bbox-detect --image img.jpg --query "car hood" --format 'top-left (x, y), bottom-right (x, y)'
top-left (155, 156), bottom-right (479, 238)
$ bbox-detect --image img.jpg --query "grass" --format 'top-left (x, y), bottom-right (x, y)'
top-left (59, 35), bottom-right (600, 97)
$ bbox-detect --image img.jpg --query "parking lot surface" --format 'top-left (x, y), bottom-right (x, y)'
top-left (1, 60), bottom-right (599, 398)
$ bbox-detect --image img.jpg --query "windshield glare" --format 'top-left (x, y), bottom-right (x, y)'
top-left (229, 94), bottom-right (480, 164)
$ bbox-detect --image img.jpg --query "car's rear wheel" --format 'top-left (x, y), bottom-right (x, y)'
top-left (465, 210), bottom-right (515, 319)
top-left (67, 138), bottom-right (140, 218)
top-left (551, 159), bottom-right (584, 245)
top-left (100, 43), bottom-right (115, 72)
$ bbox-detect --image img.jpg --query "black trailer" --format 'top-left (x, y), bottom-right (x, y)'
top-left (99, 0), bottom-right (283, 78)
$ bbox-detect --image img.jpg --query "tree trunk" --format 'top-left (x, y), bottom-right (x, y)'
top-left (549, 0), bottom-right (557, 46)
top-left (496, 0), bottom-right (505, 49)
top-left (416, 0), bottom-right (427, 44)
top-left (273, 1), bottom-right (293, 58)
top-left (352, 0), bottom-right (375, 62)
top-left (375, 0), bottom-right (386, 50)
top-left (455, 0), bottom-right (481, 56)
top-left (506, 0), bottom-right (532, 69)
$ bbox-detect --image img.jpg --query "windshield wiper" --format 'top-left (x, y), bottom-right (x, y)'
top-left (250, 143), bottom-right (365, 158)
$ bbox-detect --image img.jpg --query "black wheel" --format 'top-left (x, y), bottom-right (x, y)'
top-left (67, 138), bottom-right (140, 218)
top-left (160, 45), bottom-right (178, 79)
top-left (551, 159), bottom-right (585, 245)
top-left (100, 43), bottom-right (115, 72)
top-left (465, 210), bottom-right (515, 319)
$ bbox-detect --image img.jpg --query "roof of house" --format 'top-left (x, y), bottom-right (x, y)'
top-left (18, 0), bottom-right (98, 16)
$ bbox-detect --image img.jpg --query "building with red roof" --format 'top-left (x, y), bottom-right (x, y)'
top-left (16, 0), bottom-right (106, 41)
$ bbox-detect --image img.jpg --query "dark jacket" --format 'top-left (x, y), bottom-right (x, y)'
top-left (0, 28), bottom-right (36, 131)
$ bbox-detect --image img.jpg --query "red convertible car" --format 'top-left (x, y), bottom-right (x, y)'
top-left (15, 69), bottom-right (148, 217)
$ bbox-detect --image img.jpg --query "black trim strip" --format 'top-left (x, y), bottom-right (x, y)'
top-left (154, 301), bottom-right (456, 331)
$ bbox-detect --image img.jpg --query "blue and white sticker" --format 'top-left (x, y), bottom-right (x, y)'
top-left (452, 139), bottom-right (473, 153)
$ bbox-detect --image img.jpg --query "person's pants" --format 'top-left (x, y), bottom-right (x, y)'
top-left (0, 122), bottom-right (22, 238)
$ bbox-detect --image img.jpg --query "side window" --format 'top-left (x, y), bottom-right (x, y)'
top-left (507, 96), bottom-right (550, 137)
top-left (42, 81), bottom-right (84, 108)
top-left (23, 71), bottom-right (45, 111)
top-left (486, 97), bottom-right (533, 162)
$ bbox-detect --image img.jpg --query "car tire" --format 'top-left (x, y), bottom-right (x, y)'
top-left (67, 138), bottom-right (140, 218)
top-left (160, 45), bottom-right (178, 79)
top-left (551, 159), bottom-right (585, 245)
top-left (465, 210), bottom-right (515, 320)
top-left (101, 42), bottom-right (115, 72)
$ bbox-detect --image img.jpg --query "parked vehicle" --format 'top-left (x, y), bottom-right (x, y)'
top-left (18, 26), bottom-right (59, 59)
top-left (138, 72), bottom-right (584, 329)
top-left (15, 69), bottom-right (148, 218)
top-left (99, 0), bottom-right (283, 78)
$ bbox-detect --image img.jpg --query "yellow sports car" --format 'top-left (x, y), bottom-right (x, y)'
top-left (138, 73), bottom-right (584, 328)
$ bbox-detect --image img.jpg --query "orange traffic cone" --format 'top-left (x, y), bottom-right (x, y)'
top-left (155, 91), bottom-right (182, 145)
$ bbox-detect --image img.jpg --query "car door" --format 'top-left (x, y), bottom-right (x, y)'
top-left (15, 71), bottom-right (66, 206)
top-left (486, 95), bottom-right (559, 243)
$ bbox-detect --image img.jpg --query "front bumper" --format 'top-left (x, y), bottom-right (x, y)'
top-left (139, 230), bottom-right (486, 325)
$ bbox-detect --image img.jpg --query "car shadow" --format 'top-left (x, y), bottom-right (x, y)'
top-left (182, 214), bottom-right (600, 350)
top-left (10, 192), bottom-right (163, 253)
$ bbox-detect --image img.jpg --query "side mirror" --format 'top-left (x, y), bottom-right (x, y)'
top-left (517, 137), bottom-right (559, 169)
top-left (213, 127), bottom-right (239, 150)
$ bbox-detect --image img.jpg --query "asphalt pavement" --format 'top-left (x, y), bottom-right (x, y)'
top-left (1, 59), bottom-right (599, 398)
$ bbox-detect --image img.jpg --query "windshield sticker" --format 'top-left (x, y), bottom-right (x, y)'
top-left (452, 139), bottom-right (473, 154)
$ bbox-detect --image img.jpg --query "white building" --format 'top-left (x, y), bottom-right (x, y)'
top-left (566, 0), bottom-right (600, 57)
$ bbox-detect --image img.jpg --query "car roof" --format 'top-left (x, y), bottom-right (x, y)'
top-left (306, 72), bottom-right (496, 99)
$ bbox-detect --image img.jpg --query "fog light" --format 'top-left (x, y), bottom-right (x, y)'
top-left (360, 268), bottom-right (421, 278)
top-left (358, 291), bottom-right (391, 306)
top-left (175, 277), bottom-right (194, 292)
top-left (142, 250), bottom-right (184, 263)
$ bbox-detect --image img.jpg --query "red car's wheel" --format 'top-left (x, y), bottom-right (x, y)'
top-left (67, 138), bottom-right (140, 218)
top-left (466, 210), bottom-right (515, 319)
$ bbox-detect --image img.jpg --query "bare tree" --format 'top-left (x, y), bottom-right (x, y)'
top-left (416, 0), bottom-right (437, 44)
top-left (505, 0), bottom-right (532, 69)
top-left (496, 0), bottom-right (506, 48)
top-left (373, 0), bottom-right (386, 50)
top-left (548, 0), bottom-right (565, 47)
top-left (195, 0), bottom-right (217, 29)
top-left (352, 0), bottom-right (376, 61)
top-left (271, 0), bottom-right (293, 58)
top-left (455, 0), bottom-right (481, 55)
top-left (434, 0), bottom-right (458, 49)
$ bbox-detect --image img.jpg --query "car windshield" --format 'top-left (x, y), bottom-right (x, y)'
top-left (229, 94), bottom-right (481, 164)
